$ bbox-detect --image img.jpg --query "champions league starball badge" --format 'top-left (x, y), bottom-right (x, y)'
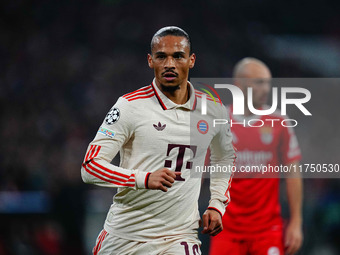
top-left (105, 108), bottom-right (120, 125)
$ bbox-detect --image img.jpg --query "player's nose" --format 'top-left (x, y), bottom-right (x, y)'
top-left (164, 56), bottom-right (175, 68)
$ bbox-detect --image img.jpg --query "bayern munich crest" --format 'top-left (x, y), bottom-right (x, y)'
top-left (197, 120), bottom-right (209, 134)
top-left (105, 107), bottom-right (120, 125)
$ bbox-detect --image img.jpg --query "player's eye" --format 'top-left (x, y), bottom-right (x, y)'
top-left (255, 79), bottom-right (271, 87)
top-left (173, 53), bottom-right (184, 59)
top-left (155, 54), bottom-right (166, 59)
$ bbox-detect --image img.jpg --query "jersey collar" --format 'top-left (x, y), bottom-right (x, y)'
top-left (151, 78), bottom-right (197, 111)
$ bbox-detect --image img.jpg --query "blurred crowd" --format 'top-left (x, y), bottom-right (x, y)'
top-left (0, 0), bottom-right (339, 254)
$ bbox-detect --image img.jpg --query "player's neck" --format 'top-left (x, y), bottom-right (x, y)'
top-left (156, 81), bottom-right (189, 105)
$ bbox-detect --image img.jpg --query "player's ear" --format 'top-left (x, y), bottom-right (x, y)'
top-left (147, 54), bottom-right (154, 68)
top-left (189, 53), bottom-right (196, 69)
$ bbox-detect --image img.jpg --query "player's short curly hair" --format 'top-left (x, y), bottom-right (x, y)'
top-left (151, 26), bottom-right (192, 54)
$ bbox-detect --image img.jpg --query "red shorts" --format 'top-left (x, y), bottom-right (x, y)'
top-left (209, 231), bottom-right (284, 255)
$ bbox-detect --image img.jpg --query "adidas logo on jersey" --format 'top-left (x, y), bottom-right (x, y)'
top-left (153, 122), bottom-right (166, 131)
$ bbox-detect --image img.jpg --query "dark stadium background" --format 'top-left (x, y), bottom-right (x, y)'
top-left (1, 0), bottom-right (339, 254)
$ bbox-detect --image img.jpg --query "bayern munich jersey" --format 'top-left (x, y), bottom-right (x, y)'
top-left (81, 79), bottom-right (236, 241)
top-left (221, 105), bottom-right (302, 238)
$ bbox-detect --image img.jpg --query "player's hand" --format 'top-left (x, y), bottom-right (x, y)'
top-left (201, 209), bottom-right (223, 236)
top-left (285, 220), bottom-right (303, 255)
top-left (147, 168), bottom-right (180, 192)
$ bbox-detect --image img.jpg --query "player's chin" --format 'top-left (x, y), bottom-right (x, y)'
top-left (160, 78), bottom-right (180, 89)
top-left (160, 83), bottom-right (180, 92)
top-left (162, 81), bottom-right (178, 87)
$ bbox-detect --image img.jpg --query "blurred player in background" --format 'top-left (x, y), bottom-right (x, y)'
top-left (81, 26), bottom-right (235, 255)
top-left (209, 58), bottom-right (303, 255)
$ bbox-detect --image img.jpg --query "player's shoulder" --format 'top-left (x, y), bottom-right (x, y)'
top-left (121, 84), bottom-right (154, 102)
top-left (194, 89), bottom-right (226, 117)
top-left (114, 84), bottom-right (155, 108)
top-left (194, 89), bottom-right (222, 106)
top-left (122, 84), bottom-right (153, 100)
top-left (262, 105), bottom-right (298, 133)
top-left (106, 84), bottom-right (154, 120)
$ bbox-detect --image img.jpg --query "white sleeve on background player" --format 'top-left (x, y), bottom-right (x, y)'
top-left (81, 97), bottom-right (150, 189)
top-left (208, 105), bottom-right (236, 216)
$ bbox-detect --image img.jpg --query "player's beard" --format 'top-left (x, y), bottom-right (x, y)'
top-left (160, 83), bottom-right (180, 92)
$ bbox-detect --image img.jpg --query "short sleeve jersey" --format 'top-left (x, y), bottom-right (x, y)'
top-left (222, 105), bottom-right (301, 238)
top-left (81, 80), bottom-right (236, 241)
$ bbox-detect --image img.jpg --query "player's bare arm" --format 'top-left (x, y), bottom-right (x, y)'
top-left (285, 161), bottom-right (303, 255)
top-left (201, 209), bottom-right (223, 236)
top-left (147, 168), bottom-right (180, 192)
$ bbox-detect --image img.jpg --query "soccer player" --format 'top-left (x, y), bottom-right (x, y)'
top-left (209, 58), bottom-right (303, 255)
top-left (81, 26), bottom-right (236, 255)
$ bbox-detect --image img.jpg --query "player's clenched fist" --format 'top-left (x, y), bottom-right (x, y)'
top-left (201, 209), bottom-right (223, 236)
top-left (147, 168), bottom-right (180, 192)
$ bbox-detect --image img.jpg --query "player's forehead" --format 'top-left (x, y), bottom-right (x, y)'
top-left (243, 62), bottom-right (272, 79)
top-left (152, 35), bottom-right (190, 54)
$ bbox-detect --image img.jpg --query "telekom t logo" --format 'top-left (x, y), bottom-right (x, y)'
top-left (164, 144), bottom-right (197, 181)
top-left (201, 84), bottom-right (312, 116)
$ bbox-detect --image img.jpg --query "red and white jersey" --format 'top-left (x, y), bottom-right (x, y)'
top-left (81, 79), bottom-right (236, 241)
top-left (222, 105), bottom-right (301, 238)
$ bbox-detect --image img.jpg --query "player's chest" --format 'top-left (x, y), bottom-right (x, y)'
top-left (132, 108), bottom-right (215, 147)
top-left (231, 123), bottom-right (281, 151)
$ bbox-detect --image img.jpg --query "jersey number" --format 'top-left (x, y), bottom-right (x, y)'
top-left (180, 241), bottom-right (200, 255)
